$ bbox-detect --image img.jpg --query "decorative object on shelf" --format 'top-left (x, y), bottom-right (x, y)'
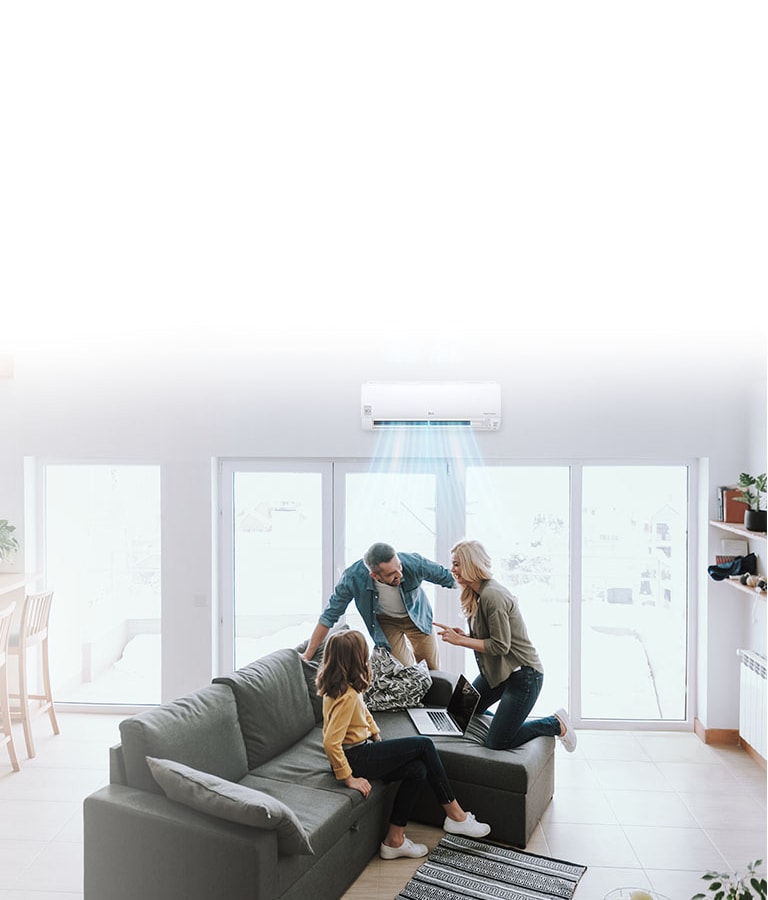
top-left (691, 858), bottom-right (766, 899)
top-left (734, 472), bottom-right (767, 533)
top-left (707, 552), bottom-right (757, 581)
top-left (0, 520), bottom-right (19, 564)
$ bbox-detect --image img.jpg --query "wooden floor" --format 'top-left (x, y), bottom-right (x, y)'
top-left (341, 822), bottom-right (444, 899)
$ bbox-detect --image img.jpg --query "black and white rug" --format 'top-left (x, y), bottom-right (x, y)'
top-left (395, 834), bottom-right (587, 900)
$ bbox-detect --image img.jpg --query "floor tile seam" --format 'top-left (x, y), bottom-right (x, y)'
top-left (0, 834), bottom-right (55, 890)
top-left (619, 821), bottom-right (732, 871)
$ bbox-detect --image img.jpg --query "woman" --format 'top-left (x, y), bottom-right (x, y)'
top-left (434, 539), bottom-right (577, 753)
top-left (316, 628), bottom-right (490, 860)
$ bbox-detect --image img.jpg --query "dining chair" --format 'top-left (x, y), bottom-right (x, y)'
top-left (0, 601), bottom-right (21, 771)
top-left (8, 590), bottom-right (59, 758)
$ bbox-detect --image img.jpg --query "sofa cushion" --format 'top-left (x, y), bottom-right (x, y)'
top-left (213, 648), bottom-right (316, 769)
top-left (296, 625), bottom-right (349, 723)
top-left (146, 757), bottom-right (313, 856)
top-left (375, 709), bottom-right (553, 793)
top-left (120, 684), bottom-right (248, 794)
top-left (248, 724), bottom-right (343, 792)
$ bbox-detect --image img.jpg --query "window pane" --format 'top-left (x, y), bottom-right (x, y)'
top-left (581, 466), bottom-right (688, 720)
top-left (46, 465), bottom-right (161, 705)
top-left (233, 471), bottom-right (323, 668)
top-left (465, 466), bottom-right (570, 717)
top-left (344, 471), bottom-right (437, 640)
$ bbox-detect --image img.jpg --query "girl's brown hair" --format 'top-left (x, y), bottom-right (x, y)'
top-left (316, 630), bottom-right (372, 699)
top-left (450, 539), bottom-right (493, 619)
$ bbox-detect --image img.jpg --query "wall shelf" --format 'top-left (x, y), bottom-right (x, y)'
top-left (709, 520), bottom-right (766, 599)
top-left (709, 520), bottom-right (767, 540)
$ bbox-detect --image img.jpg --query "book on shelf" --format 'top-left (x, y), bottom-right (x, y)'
top-left (717, 486), bottom-right (745, 524)
top-left (721, 539), bottom-right (749, 556)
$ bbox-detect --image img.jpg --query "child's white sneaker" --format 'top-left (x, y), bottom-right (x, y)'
top-left (443, 811), bottom-right (490, 838)
top-left (380, 837), bottom-right (428, 860)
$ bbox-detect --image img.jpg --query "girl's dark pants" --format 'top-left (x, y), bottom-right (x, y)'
top-left (344, 736), bottom-right (454, 827)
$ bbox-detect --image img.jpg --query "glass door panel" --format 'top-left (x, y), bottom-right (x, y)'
top-left (581, 465), bottom-right (688, 721)
top-left (342, 469), bottom-right (438, 644)
top-left (464, 466), bottom-right (570, 717)
top-left (232, 469), bottom-right (326, 669)
top-left (45, 464), bottom-right (161, 705)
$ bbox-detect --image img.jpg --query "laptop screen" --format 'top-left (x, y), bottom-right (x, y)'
top-left (447, 675), bottom-right (480, 730)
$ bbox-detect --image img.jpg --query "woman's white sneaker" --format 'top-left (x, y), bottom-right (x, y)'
top-left (380, 837), bottom-right (429, 860)
top-left (555, 708), bottom-right (577, 752)
top-left (443, 811), bottom-right (491, 838)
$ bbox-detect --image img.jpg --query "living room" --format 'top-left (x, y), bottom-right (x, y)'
top-left (2, 4), bottom-right (766, 898)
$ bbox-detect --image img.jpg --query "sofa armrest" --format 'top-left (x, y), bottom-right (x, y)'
top-left (423, 670), bottom-right (459, 706)
top-left (84, 784), bottom-right (279, 900)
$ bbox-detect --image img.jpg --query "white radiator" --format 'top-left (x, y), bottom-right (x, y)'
top-left (737, 649), bottom-right (767, 760)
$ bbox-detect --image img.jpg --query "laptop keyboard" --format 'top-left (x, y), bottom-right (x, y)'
top-left (426, 710), bottom-right (455, 732)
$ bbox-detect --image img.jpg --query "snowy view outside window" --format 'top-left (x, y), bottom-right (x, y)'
top-left (233, 471), bottom-right (324, 669)
top-left (41, 460), bottom-right (690, 722)
top-left (581, 466), bottom-right (688, 720)
top-left (45, 465), bottom-right (161, 705)
top-left (464, 466), bottom-right (570, 718)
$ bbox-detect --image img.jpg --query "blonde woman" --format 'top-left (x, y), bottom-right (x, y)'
top-left (434, 539), bottom-right (577, 753)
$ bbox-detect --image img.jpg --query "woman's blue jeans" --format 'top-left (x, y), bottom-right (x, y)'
top-left (473, 666), bottom-right (561, 750)
top-left (344, 736), bottom-right (455, 827)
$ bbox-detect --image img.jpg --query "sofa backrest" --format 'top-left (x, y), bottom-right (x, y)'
top-left (119, 683), bottom-right (248, 793)
top-left (213, 648), bottom-right (316, 770)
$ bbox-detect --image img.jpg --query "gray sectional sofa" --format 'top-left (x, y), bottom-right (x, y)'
top-left (83, 647), bottom-right (555, 900)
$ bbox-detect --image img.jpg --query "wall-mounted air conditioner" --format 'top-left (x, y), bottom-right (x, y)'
top-left (361, 381), bottom-right (501, 431)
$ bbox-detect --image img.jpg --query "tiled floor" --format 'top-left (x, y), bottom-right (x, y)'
top-left (0, 713), bottom-right (765, 899)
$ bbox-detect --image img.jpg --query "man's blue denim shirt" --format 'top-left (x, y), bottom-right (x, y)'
top-left (318, 551), bottom-right (456, 649)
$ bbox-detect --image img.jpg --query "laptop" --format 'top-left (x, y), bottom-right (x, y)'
top-left (407, 674), bottom-right (481, 736)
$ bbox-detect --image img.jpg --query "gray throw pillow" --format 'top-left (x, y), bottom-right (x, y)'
top-left (364, 647), bottom-right (432, 711)
top-left (145, 756), bottom-right (313, 856)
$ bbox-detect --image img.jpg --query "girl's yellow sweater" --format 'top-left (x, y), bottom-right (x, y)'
top-left (322, 686), bottom-right (380, 780)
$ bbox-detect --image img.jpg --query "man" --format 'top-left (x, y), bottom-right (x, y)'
top-left (301, 542), bottom-right (456, 669)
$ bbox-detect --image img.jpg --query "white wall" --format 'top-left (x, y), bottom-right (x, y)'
top-left (2, 2), bottom-right (765, 722)
top-left (0, 333), bottom-right (764, 722)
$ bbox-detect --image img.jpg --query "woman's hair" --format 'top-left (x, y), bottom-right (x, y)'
top-left (450, 539), bottom-right (493, 619)
top-left (316, 629), bottom-right (372, 699)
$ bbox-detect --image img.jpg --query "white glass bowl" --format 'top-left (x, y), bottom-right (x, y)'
top-left (604, 890), bottom-right (671, 900)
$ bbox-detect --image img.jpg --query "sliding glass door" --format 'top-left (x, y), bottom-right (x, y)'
top-left (44, 463), bottom-right (161, 705)
top-left (581, 465), bottom-right (689, 721)
top-left (221, 461), bottom-right (332, 670)
top-left (464, 465), bottom-right (570, 717)
top-left (220, 458), bottom-right (694, 727)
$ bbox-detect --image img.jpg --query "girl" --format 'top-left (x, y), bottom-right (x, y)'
top-left (434, 539), bottom-right (577, 753)
top-left (316, 629), bottom-right (490, 860)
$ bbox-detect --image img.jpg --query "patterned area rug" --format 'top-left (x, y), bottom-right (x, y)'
top-left (395, 834), bottom-right (587, 900)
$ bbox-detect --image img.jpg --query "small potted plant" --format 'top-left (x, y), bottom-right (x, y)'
top-left (735, 472), bottom-right (767, 533)
top-left (0, 518), bottom-right (19, 566)
top-left (691, 858), bottom-right (766, 899)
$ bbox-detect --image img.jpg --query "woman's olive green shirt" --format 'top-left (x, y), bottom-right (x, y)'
top-left (469, 578), bottom-right (543, 688)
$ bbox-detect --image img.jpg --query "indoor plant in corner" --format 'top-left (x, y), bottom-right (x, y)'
top-left (691, 858), bottom-right (766, 899)
top-left (735, 472), bottom-right (767, 533)
top-left (0, 519), bottom-right (19, 566)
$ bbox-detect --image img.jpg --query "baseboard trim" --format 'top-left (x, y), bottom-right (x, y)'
top-left (693, 718), bottom-right (739, 746)
top-left (739, 738), bottom-right (768, 770)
